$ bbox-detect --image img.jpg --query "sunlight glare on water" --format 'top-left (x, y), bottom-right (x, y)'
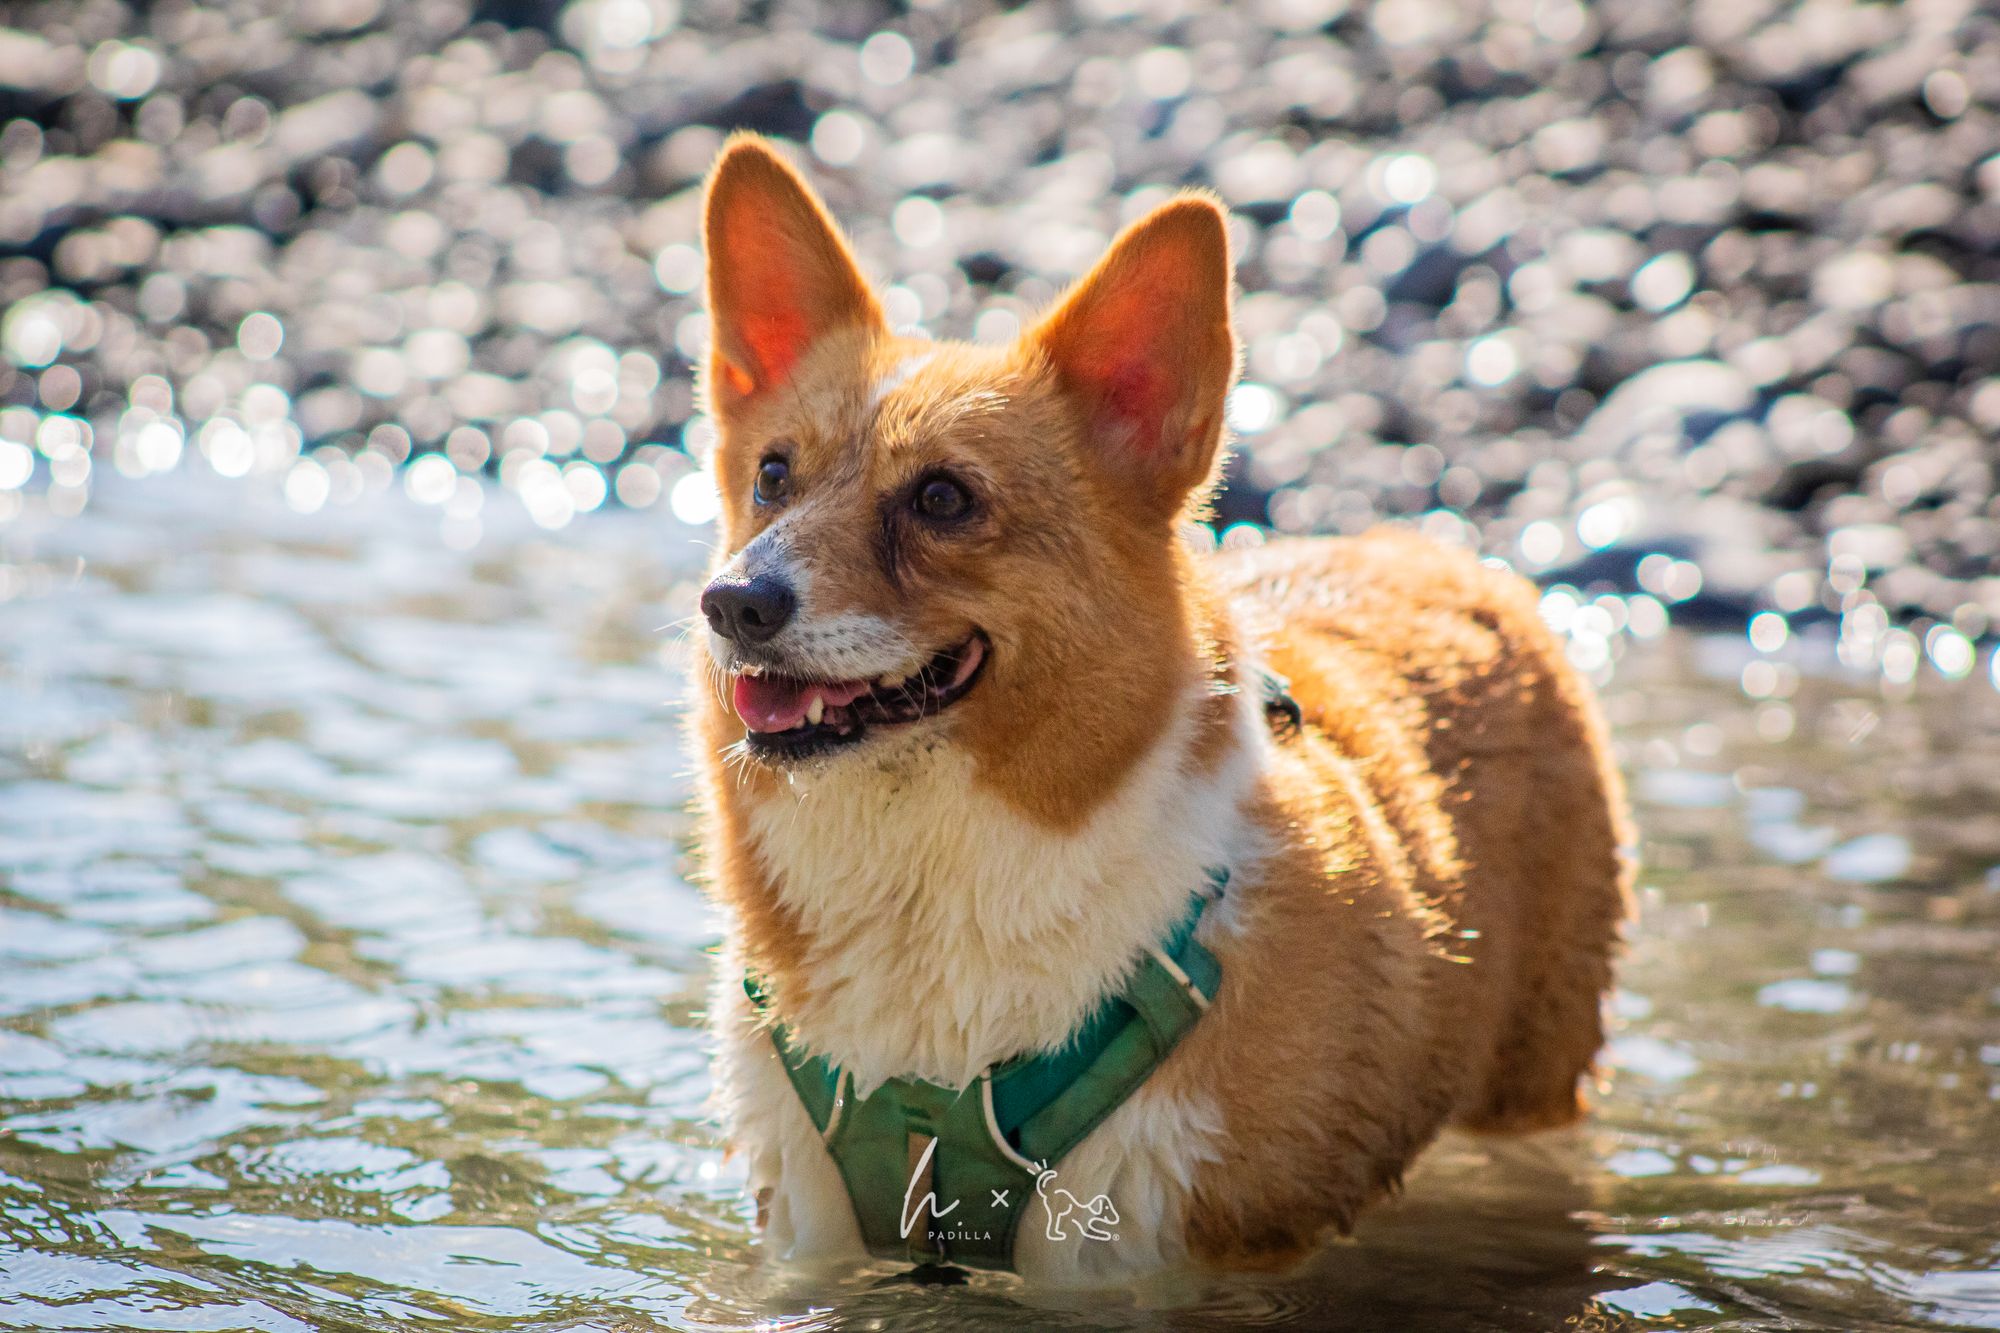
top-left (2, 473), bottom-right (1999, 1331)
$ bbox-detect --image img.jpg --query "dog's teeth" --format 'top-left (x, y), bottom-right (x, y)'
top-left (878, 672), bottom-right (905, 689)
top-left (806, 695), bottom-right (825, 726)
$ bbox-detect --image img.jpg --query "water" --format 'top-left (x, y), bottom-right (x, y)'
top-left (2, 474), bottom-right (1997, 1332)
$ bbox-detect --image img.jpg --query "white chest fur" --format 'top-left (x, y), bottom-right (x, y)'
top-left (745, 682), bottom-right (1258, 1089)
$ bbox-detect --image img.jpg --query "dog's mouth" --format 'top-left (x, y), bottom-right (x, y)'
top-left (729, 631), bottom-right (989, 760)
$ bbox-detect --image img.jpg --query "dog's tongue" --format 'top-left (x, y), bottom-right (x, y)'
top-left (732, 674), bottom-right (870, 733)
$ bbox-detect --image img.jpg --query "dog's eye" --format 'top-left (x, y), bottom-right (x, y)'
top-left (753, 456), bottom-right (790, 505)
top-left (912, 475), bottom-right (972, 523)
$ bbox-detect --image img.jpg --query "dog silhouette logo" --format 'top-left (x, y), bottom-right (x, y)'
top-left (1034, 1163), bottom-right (1119, 1242)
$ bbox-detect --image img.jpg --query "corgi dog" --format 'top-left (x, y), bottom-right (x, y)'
top-left (691, 134), bottom-right (1631, 1284)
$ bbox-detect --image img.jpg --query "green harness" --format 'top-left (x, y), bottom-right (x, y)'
top-left (745, 870), bottom-right (1226, 1272)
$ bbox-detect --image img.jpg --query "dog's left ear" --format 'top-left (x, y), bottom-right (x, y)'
top-left (702, 134), bottom-right (885, 408)
top-left (1031, 195), bottom-right (1236, 517)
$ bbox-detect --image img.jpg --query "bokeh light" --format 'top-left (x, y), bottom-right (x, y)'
top-left (0, 0), bottom-right (1986, 705)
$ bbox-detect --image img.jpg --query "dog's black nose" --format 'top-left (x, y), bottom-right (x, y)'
top-left (700, 574), bottom-right (797, 645)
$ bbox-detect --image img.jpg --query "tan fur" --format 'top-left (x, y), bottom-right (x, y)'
top-left (691, 134), bottom-right (1632, 1276)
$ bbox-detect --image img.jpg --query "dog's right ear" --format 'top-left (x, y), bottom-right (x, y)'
top-left (702, 135), bottom-right (885, 410)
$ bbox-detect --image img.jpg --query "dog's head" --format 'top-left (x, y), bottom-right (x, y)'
top-left (696, 135), bottom-right (1237, 809)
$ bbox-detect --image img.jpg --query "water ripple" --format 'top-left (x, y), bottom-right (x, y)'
top-left (1, 474), bottom-right (1996, 1331)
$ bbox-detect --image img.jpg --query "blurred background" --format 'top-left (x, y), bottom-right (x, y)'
top-left (3, 2), bottom-right (2000, 1331)
top-left (2, 0), bottom-right (1997, 658)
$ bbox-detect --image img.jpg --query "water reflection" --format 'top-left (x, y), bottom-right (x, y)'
top-left (0, 473), bottom-right (1995, 1329)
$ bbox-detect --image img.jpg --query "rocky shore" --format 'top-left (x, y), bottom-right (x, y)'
top-left (1, 0), bottom-right (1996, 661)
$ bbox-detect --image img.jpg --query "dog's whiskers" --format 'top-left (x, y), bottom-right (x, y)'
top-left (718, 737), bottom-right (755, 784)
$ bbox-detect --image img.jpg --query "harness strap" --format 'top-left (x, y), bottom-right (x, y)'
top-left (744, 869), bottom-right (1226, 1271)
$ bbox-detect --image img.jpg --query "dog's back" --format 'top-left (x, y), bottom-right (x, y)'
top-left (1216, 529), bottom-right (1631, 1131)
top-left (1141, 531), bottom-right (1631, 1268)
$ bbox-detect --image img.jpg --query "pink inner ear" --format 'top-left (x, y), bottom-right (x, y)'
top-left (1102, 360), bottom-right (1170, 453)
top-left (716, 201), bottom-right (824, 391)
top-left (1075, 279), bottom-right (1180, 452)
top-left (743, 308), bottom-right (810, 387)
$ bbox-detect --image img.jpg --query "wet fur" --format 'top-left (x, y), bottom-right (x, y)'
top-left (691, 134), bottom-right (1632, 1281)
